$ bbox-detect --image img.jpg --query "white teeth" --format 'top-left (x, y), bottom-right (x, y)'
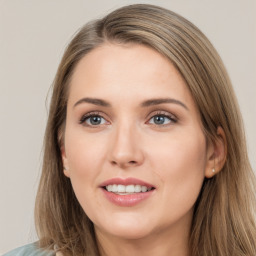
top-left (141, 186), bottom-right (147, 192)
top-left (117, 184), bottom-right (126, 192)
top-left (105, 184), bottom-right (152, 193)
top-left (112, 184), bottom-right (118, 192)
top-left (125, 185), bottom-right (134, 193)
top-left (134, 185), bottom-right (141, 192)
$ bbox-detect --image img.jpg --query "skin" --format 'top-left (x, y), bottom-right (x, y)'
top-left (62, 43), bottom-right (225, 256)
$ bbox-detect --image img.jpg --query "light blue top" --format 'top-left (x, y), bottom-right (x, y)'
top-left (3, 243), bottom-right (55, 256)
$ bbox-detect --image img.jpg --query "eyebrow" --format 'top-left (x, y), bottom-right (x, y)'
top-left (140, 98), bottom-right (188, 110)
top-left (73, 97), bottom-right (111, 108)
top-left (73, 97), bottom-right (188, 110)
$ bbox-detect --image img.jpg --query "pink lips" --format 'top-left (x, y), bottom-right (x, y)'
top-left (100, 177), bottom-right (155, 207)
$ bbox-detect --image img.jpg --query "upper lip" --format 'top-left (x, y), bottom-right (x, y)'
top-left (100, 177), bottom-right (155, 188)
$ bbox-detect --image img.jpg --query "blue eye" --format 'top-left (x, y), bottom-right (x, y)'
top-left (87, 116), bottom-right (105, 125)
top-left (80, 112), bottom-right (176, 127)
top-left (80, 114), bottom-right (107, 126)
top-left (149, 114), bottom-right (175, 125)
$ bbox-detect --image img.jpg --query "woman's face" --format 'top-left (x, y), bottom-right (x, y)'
top-left (62, 43), bottom-right (213, 241)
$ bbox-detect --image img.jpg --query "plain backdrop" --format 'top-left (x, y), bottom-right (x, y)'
top-left (0, 0), bottom-right (255, 254)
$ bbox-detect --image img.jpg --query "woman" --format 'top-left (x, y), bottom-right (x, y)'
top-left (5, 4), bottom-right (256, 256)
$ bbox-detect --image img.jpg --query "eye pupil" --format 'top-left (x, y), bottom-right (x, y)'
top-left (154, 116), bottom-right (165, 124)
top-left (90, 116), bottom-right (102, 125)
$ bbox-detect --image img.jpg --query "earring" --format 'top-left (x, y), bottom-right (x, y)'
top-left (212, 168), bottom-right (215, 173)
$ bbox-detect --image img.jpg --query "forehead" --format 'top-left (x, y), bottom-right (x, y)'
top-left (68, 43), bottom-right (195, 109)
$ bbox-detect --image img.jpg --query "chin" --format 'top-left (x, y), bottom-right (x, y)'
top-left (104, 226), bottom-right (153, 240)
top-left (95, 214), bottom-right (155, 240)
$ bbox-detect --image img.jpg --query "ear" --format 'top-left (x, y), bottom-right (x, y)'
top-left (205, 126), bottom-right (227, 178)
top-left (61, 144), bottom-right (70, 178)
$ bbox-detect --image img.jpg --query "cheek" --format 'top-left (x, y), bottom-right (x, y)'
top-left (64, 129), bottom-right (105, 214)
top-left (147, 131), bottom-right (207, 207)
top-left (148, 128), bottom-right (207, 175)
top-left (63, 129), bottom-right (107, 211)
top-left (65, 126), bottom-right (106, 175)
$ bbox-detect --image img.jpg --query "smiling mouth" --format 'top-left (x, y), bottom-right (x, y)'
top-left (103, 184), bottom-right (155, 195)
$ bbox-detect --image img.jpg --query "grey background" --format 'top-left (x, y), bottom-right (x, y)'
top-left (0, 0), bottom-right (255, 254)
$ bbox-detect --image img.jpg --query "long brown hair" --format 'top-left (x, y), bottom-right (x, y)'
top-left (35, 4), bottom-right (256, 255)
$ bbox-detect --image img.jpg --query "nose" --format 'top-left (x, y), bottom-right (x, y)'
top-left (108, 123), bottom-right (144, 169)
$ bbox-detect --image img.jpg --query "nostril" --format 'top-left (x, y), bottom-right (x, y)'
top-left (111, 160), bottom-right (137, 167)
top-left (111, 161), bottom-right (118, 165)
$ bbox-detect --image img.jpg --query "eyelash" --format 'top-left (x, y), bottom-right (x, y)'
top-left (148, 111), bottom-right (177, 126)
top-left (79, 111), bottom-right (108, 127)
top-left (79, 111), bottom-right (177, 128)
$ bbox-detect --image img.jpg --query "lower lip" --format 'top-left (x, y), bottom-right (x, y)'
top-left (101, 188), bottom-right (154, 207)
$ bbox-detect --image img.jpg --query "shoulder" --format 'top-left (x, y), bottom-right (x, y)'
top-left (3, 243), bottom-right (56, 256)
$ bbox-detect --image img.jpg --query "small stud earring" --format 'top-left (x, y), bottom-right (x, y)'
top-left (212, 168), bottom-right (215, 173)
